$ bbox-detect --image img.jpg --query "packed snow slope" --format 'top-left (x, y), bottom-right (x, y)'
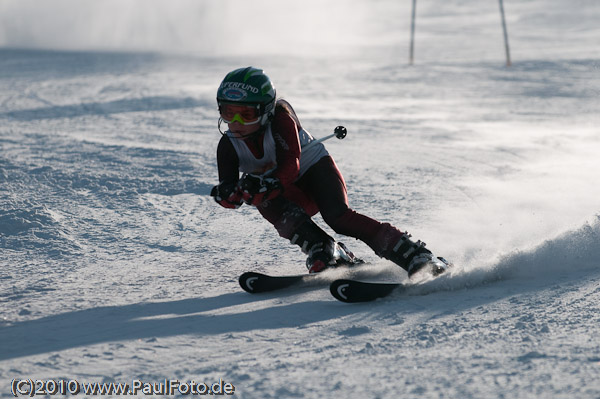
top-left (1, 0), bottom-right (600, 398)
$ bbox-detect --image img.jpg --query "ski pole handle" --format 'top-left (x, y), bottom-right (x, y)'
top-left (303, 126), bottom-right (347, 151)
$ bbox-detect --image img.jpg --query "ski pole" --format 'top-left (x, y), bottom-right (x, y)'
top-left (303, 126), bottom-right (347, 151)
top-left (257, 126), bottom-right (347, 178)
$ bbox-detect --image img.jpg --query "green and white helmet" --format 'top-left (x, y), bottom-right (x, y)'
top-left (216, 67), bottom-right (276, 127)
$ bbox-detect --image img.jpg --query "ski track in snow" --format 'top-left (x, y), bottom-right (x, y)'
top-left (2, 1), bottom-right (600, 397)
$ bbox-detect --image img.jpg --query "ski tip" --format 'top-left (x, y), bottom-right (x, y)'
top-left (330, 279), bottom-right (400, 303)
top-left (329, 279), bottom-right (356, 303)
top-left (238, 271), bottom-right (266, 293)
top-left (238, 271), bottom-right (309, 294)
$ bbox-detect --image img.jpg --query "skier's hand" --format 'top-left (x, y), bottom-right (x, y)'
top-left (238, 174), bottom-right (283, 206)
top-left (210, 181), bottom-right (243, 209)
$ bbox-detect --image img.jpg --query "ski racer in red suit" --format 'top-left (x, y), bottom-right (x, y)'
top-left (211, 67), bottom-right (448, 276)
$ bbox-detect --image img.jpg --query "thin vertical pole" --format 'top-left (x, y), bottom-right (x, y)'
top-left (498, 0), bottom-right (512, 67)
top-left (409, 0), bottom-right (417, 65)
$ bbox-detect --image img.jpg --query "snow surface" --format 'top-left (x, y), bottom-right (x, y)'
top-left (1, 0), bottom-right (600, 398)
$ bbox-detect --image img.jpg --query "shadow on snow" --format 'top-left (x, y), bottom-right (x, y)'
top-left (1, 219), bottom-right (599, 361)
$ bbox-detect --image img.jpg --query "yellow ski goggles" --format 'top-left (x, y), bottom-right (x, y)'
top-left (219, 103), bottom-right (261, 125)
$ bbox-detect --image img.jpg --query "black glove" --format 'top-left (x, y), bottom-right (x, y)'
top-left (238, 174), bottom-right (283, 206)
top-left (210, 181), bottom-right (243, 209)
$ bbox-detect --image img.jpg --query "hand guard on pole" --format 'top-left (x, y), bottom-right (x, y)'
top-left (238, 173), bottom-right (283, 206)
top-left (210, 181), bottom-right (244, 209)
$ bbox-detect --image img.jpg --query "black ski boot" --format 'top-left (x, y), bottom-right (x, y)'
top-left (274, 204), bottom-right (361, 273)
top-left (370, 223), bottom-right (450, 278)
top-left (291, 219), bottom-right (361, 273)
top-left (305, 241), bottom-right (361, 273)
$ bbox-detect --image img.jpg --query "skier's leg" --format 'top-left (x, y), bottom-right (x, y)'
top-left (256, 197), bottom-right (356, 273)
top-left (297, 157), bottom-right (446, 276)
top-left (294, 156), bottom-right (381, 242)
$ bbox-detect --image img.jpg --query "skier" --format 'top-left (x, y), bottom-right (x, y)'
top-left (211, 66), bottom-right (448, 277)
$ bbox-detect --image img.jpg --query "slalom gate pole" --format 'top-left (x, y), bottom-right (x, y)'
top-left (498, 0), bottom-right (512, 67)
top-left (409, 0), bottom-right (417, 65)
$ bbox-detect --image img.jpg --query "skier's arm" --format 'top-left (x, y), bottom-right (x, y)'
top-left (270, 110), bottom-right (301, 187)
top-left (217, 135), bottom-right (240, 184)
top-left (212, 136), bottom-right (243, 209)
